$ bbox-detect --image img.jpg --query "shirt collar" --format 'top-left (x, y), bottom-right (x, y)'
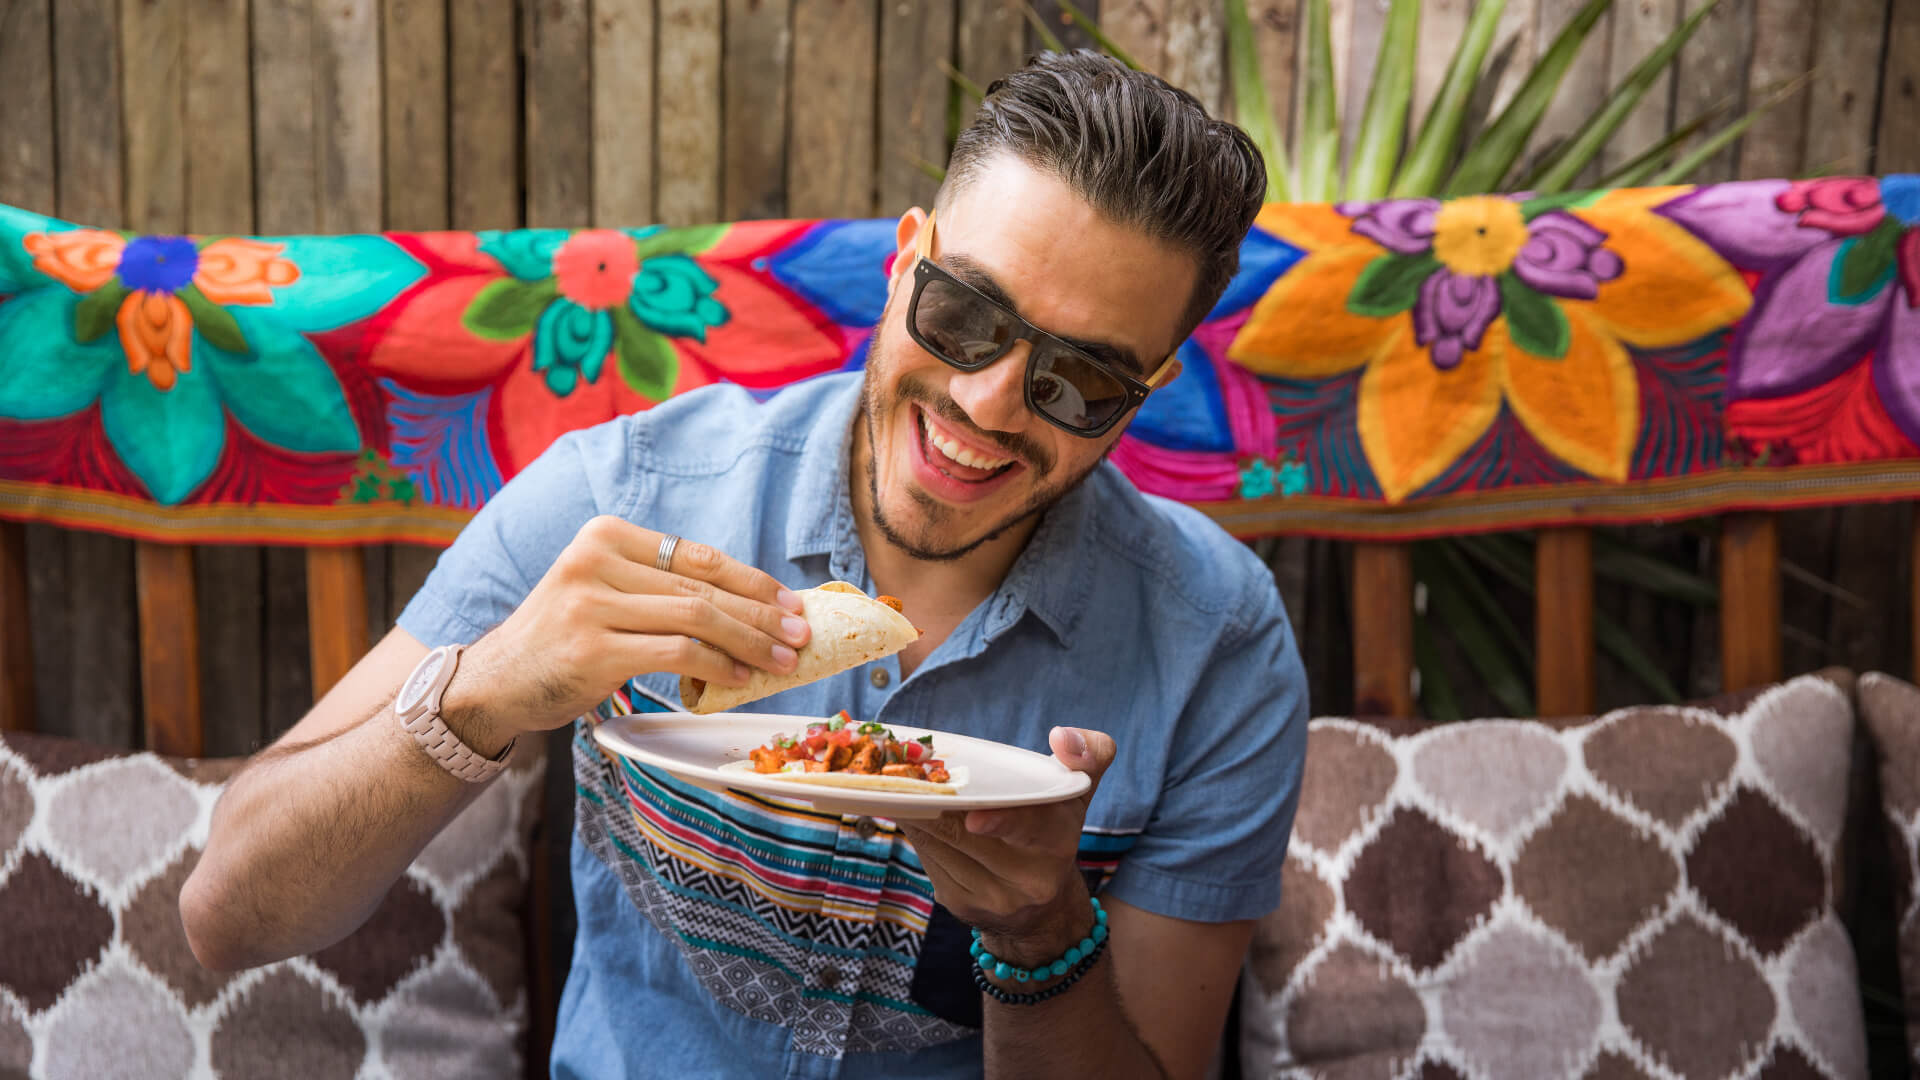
top-left (781, 373), bottom-right (1096, 647)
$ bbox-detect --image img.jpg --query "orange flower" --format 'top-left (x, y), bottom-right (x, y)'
top-left (1230, 190), bottom-right (1750, 501)
top-left (193, 237), bottom-right (300, 305)
top-left (24, 229), bottom-right (124, 291)
top-left (117, 290), bottom-right (194, 391)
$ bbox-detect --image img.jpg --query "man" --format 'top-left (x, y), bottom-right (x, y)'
top-left (183, 50), bottom-right (1307, 1079)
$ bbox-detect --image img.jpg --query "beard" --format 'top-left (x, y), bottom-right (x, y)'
top-left (858, 322), bottom-right (1110, 563)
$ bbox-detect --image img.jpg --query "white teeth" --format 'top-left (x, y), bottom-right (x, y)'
top-left (920, 411), bottom-right (1013, 471)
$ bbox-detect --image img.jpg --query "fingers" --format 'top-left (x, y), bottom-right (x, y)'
top-left (601, 631), bottom-right (754, 688)
top-left (583, 516), bottom-right (802, 613)
top-left (1050, 726), bottom-right (1117, 790)
top-left (963, 803), bottom-right (1081, 857)
top-left (593, 556), bottom-right (810, 671)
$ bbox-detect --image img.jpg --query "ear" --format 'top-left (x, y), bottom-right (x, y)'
top-left (891, 207), bottom-right (929, 289)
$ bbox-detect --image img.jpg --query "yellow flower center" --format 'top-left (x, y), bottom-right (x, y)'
top-left (1431, 196), bottom-right (1528, 277)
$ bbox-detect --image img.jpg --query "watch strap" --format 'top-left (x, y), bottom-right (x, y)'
top-left (398, 644), bottom-right (514, 783)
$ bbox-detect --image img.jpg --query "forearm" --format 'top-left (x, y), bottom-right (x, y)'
top-left (982, 954), bottom-right (1167, 1080)
top-left (181, 702), bottom-right (484, 971)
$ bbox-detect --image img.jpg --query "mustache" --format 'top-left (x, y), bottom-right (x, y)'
top-left (899, 375), bottom-right (1053, 474)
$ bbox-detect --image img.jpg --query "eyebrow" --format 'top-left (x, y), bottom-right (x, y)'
top-left (939, 253), bottom-right (1147, 376)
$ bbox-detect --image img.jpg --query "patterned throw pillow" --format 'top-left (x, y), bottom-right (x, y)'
top-left (0, 731), bottom-right (544, 1080)
top-left (1240, 672), bottom-right (1868, 1080)
top-left (1857, 671), bottom-right (1920, 1070)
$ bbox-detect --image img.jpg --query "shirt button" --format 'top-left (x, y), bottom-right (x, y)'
top-left (818, 964), bottom-right (847, 990)
top-left (870, 667), bottom-right (891, 689)
top-left (854, 816), bottom-right (879, 840)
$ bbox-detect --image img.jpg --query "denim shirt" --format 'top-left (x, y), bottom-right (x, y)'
top-left (397, 372), bottom-right (1308, 1079)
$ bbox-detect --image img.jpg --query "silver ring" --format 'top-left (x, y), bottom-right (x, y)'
top-left (654, 533), bottom-right (680, 573)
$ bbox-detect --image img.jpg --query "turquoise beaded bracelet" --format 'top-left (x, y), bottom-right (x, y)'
top-left (968, 896), bottom-right (1110, 984)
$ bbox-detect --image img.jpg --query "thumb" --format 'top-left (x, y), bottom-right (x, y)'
top-left (1049, 726), bottom-right (1116, 789)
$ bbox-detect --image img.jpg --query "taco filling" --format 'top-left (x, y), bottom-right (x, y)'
top-left (746, 711), bottom-right (952, 786)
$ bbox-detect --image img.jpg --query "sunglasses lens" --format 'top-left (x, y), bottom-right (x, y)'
top-left (914, 276), bottom-right (1017, 367)
top-left (1030, 344), bottom-right (1130, 433)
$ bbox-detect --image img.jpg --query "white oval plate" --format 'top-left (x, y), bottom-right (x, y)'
top-left (591, 711), bottom-right (1090, 819)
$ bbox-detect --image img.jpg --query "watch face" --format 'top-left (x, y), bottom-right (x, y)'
top-left (397, 648), bottom-right (448, 715)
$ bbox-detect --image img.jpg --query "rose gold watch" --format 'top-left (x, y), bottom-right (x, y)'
top-left (395, 644), bottom-right (514, 783)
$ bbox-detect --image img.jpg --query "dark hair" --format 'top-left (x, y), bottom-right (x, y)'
top-left (939, 50), bottom-right (1267, 344)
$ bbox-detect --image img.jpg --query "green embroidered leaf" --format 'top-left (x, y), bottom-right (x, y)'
top-left (1347, 253), bottom-right (1439, 318)
top-left (73, 282), bottom-right (130, 343)
top-left (632, 224), bottom-right (729, 260)
top-left (1499, 274), bottom-right (1571, 360)
top-left (1518, 191), bottom-right (1601, 221)
top-left (1832, 221), bottom-right (1901, 304)
top-left (613, 304), bottom-right (680, 400)
top-left (464, 278), bottom-right (558, 341)
top-left (180, 285), bottom-right (248, 354)
top-left (386, 476), bottom-right (417, 504)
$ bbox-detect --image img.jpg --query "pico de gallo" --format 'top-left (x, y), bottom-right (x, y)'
top-left (749, 711), bottom-right (951, 784)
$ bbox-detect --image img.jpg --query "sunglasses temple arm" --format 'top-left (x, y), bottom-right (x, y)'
top-left (1144, 351), bottom-right (1177, 389)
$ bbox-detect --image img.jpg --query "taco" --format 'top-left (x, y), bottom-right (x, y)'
top-left (717, 713), bottom-right (965, 795)
top-left (680, 581), bottom-right (920, 714)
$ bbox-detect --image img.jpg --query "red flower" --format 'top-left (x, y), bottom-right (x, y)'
top-left (1776, 178), bottom-right (1885, 237)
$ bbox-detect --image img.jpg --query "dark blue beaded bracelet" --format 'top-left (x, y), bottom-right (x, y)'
top-left (971, 931), bottom-right (1108, 1007)
top-left (968, 896), bottom-right (1108, 1000)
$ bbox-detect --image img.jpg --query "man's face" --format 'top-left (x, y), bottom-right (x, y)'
top-left (859, 157), bottom-right (1198, 562)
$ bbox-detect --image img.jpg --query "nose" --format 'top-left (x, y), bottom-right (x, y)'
top-left (945, 340), bottom-right (1031, 433)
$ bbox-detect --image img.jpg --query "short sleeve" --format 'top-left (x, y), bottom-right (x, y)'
top-left (397, 419), bottom-right (635, 649)
top-left (1102, 581), bottom-right (1309, 923)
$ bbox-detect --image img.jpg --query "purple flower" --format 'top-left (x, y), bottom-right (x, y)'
top-left (1415, 271), bottom-right (1501, 370)
top-left (1513, 212), bottom-right (1624, 300)
top-left (1342, 199), bottom-right (1440, 255)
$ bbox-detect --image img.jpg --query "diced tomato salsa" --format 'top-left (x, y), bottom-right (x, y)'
top-left (750, 710), bottom-right (949, 783)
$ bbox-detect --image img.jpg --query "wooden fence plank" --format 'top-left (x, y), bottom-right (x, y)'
top-left (1412, 0), bottom-right (1471, 130)
top-left (451, 0), bottom-right (522, 230)
top-left (1675, 0), bottom-right (1754, 181)
top-left (1249, 0), bottom-right (1299, 144)
top-left (657, 0), bottom-right (724, 226)
top-left (1532, 0), bottom-right (1612, 185)
top-left (1603, 0), bottom-right (1679, 176)
top-left (1163, 0), bottom-right (1225, 115)
top-left (1800, 0), bottom-right (1887, 176)
top-left (1536, 527), bottom-right (1595, 715)
top-left (186, 0), bottom-right (266, 756)
top-left (1734, 0), bottom-right (1813, 180)
top-left (1913, 517), bottom-right (1920, 682)
top-left (957, 0), bottom-right (1026, 124)
top-left (1030, 0), bottom-right (1099, 53)
top-left (1720, 512), bottom-right (1782, 692)
top-left (0, 0), bottom-right (54, 734)
top-left (1, 525), bottom-right (32, 732)
top-left (384, 0), bottom-right (450, 231)
top-left (307, 549), bottom-right (370, 698)
top-left (722, 0), bottom-right (790, 220)
top-left (1881, 0), bottom-right (1920, 173)
top-left (593, 0), bottom-right (656, 225)
top-left (879, 0), bottom-right (957, 211)
top-left (789, 0), bottom-right (878, 219)
top-left (1353, 542), bottom-right (1415, 717)
top-left (56, 0), bottom-right (123, 223)
top-left (526, 0), bottom-right (594, 228)
top-left (1102, 0), bottom-right (1168, 75)
top-left (136, 544), bottom-right (203, 756)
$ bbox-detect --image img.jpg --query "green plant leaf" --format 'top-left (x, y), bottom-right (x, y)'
top-left (1392, 0), bottom-right (1509, 197)
top-left (633, 225), bottom-right (728, 260)
top-left (1297, 0), bottom-right (1341, 202)
top-left (1499, 274), bottom-right (1570, 359)
top-left (1592, 533), bottom-right (1719, 606)
top-left (1022, 3), bottom-right (1066, 53)
top-left (73, 281), bottom-right (130, 343)
top-left (1432, 539), bottom-right (1531, 661)
top-left (1594, 609), bottom-right (1684, 703)
top-left (1414, 613), bottom-right (1465, 723)
top-left (613, 304), bottom-right (679, 400)
top-left (1833, 221), bottom-right (1902, 303)
top-left (1416, 544), bottom-right (1535, 715)
top-left (1059, 1), bottom-right (1143, 70)
top-left (1226, 0), bottom-right (1292, 201)
top-left (1349, 253), bottom-right (1440, 317)
top-left (1524, 0), bottom-right (1723, 195)
top-left (463, 278), bottom-right (558, 341)
top-left (1345, 0), bottom-right (1420, 200)
top-left (1647, 74), bottom-right (1810, 185)
top-left (1594, 105), bottom-right (1723, 188)
top-left (1443, 0), bottom-right (1614, 196)
top-left (179, 285), bottom-right (248, 354)
top-left (1455, 532), bottom-right (1532, 591)
top-left (939, 58), bottom-right (986, 102)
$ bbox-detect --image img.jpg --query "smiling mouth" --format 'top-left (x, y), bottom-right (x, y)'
top-left (915, 406), bottom-right (1018, 482)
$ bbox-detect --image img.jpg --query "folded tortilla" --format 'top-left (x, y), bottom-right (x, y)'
top-left (679, 581), bottom-right (920, 714)
top-left (717, 759), bottom-right (968, 795)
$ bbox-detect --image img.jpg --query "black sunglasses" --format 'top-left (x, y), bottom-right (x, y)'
top-left (903, 212), bottom-right (1175, 438)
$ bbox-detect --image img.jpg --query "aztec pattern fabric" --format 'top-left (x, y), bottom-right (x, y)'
top-left (573, 683), bottom-right (1135, 1056)
top-left (1240, 672), bottom-right (1868, 1079)
top-left (1857, 671), bottom-right (1920, 1069)
top-left (0, 175), bottom-right (1917, 545)
top-left (0, 731), bottom-right (544, 1080)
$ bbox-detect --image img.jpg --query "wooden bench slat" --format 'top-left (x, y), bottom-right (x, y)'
top-left (1720, 512), bottom-right (1783, 692)
top-left (136, 541), bottom-right (203, 756)
top-left (307, 547), bottom-right (370, 701)
top-left (0, 522), bottom-right (35, 732)
top-left (1353, 542), bottom-right (1416, 717)
top-left (1535, 527), bottom-right (1596, 716)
